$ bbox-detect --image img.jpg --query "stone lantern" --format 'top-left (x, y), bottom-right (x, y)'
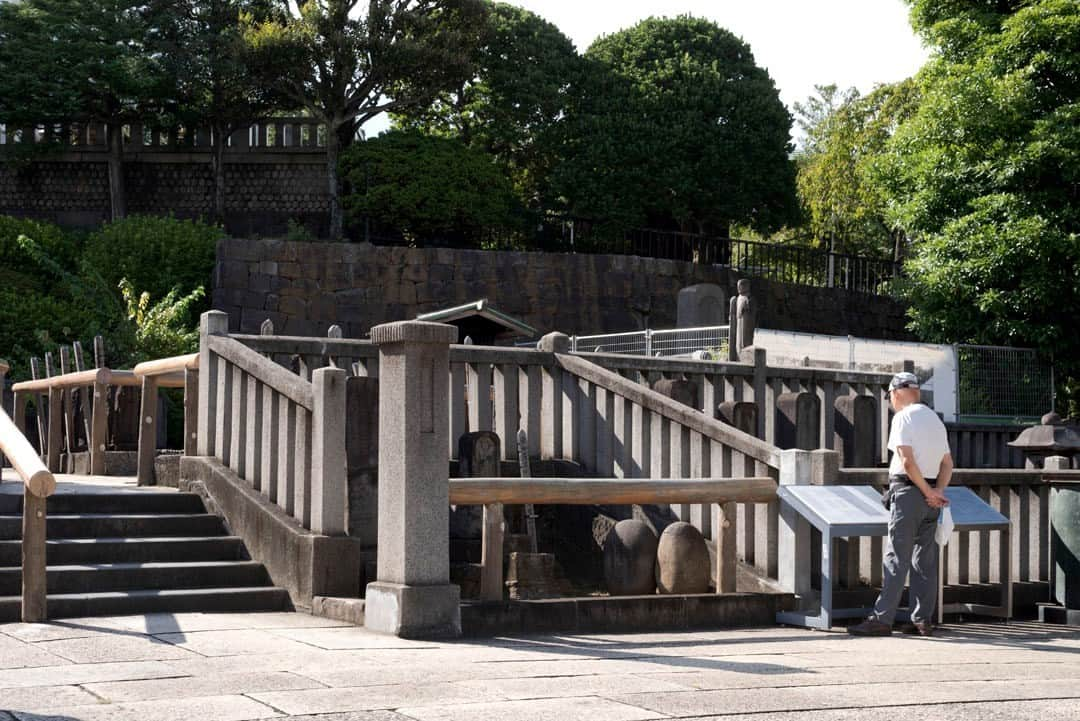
top-left (1007, 413), bottom-right (1080, 468)
top-left (1010, 413), bottom-right (1080, 625)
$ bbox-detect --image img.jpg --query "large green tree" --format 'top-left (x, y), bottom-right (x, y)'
top-left (885, 0), bottom-right (1080, 413)
top-left (396, 2), bottom-right (581, 216)
top-left (0, 0), bottom-right (163, 220)
top-left (244, 0), bottom-right (487, 239)
top-left (794, 80), bottom-right (920, 258)
top-left (147, 0), bottom-right (284, 221)
top-left (553, 16), bottom-right (798, 238)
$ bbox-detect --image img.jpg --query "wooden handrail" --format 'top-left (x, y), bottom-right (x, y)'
top-left (0, 408), bottom-right (55, 498)
top-left (12, 367), bottom-right (110, 392)
top-left (134, 353), bottom-right (199, 377)
top-left (555, 352), bottom-right (783, 468)
top-left (449, 476), bottom-right (776, 506)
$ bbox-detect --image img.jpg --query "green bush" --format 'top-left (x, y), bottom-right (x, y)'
top-left (81, 215), bottom-right (223, 302)
top-left (340, 130), bottom-right (521, 244)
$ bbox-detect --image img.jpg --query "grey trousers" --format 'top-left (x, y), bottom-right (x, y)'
top-left (872, 485), bottom-right (941, 625)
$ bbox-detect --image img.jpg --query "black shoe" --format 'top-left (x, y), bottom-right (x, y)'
top-left (901, 621), bottom-right (934, 637)
top-left (847, 618), bottom-right (892, 636)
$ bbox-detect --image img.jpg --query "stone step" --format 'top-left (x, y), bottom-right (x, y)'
top-left (0, 536), bottom-right (247, 566)
top-left (0, 514), bottom-right (227, 540)
top-left (0, 492), bottom-right (206, 516)
top-left (0, 586), bottom-right (291, 623)
top-left (0, 561), bottom-right (270, 596)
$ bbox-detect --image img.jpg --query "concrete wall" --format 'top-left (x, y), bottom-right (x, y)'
top-left (213, 238), bottom-right (912, 341)
top-left (0, 154), bottom-right (329, 236)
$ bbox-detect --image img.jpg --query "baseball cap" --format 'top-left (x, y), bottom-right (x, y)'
top-left (888, 372), bottom-right (919, 393)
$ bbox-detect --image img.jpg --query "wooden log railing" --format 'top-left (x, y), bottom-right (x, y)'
top-left (0, 406), bottom-right (56, 622)
top-left (198, 313), bottom-right (347, 534)
top-left (11, 367), bottom-right (131, 475)
top-left (133, 353), bottom-right (199, 485)
top-left (448, 476), bottom-right (778, 601)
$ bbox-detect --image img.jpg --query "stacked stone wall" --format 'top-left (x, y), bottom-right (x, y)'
top-left (0, 154), bottom-right (330, 236)
top-left (213, 238), bottom-right (912, 341)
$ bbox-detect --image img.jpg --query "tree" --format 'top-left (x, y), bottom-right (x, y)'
top-left (396, 2), bottom-right (581, 216)
top-left (794, 80), bottom-right (920, 258)
top-left (244, 0), bottom-right (487, 239)
top-left (146, 0), bottom-right (284, 222)
top-left (553, 16), bottom-right (798, 238)
top-left (339, 130), bottom-right (519, 244)
top-left (885, 0), bottom-right (1080, 413)
top-left (0, 0), bottom-right (164, 220)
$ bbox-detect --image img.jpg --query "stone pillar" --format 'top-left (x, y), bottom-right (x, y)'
top-left (834, 395), bottom-right (877, 468)
top-left (776, 392), bottom-right (821, 451)
top-left (197, 311), bottom-right (229, 457)
top-left (778, 449), bottom-right (813, 597)
top-left (365, 321), bottom-right (461, 638)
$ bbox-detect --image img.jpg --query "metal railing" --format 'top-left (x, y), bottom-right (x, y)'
top-left (0, 117), bottom-right (326, 153)
top-left (955, 344), bottom-right (1054, 423)
top-left (572, 325), bottom-right (730, 357)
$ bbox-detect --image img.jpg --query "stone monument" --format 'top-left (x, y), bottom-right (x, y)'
top-left (727, 279), bottom-right (755, 361)
top-left (677, 284), bottom-right (726, 328)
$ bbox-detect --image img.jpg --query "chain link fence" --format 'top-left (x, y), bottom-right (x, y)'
top-left (956, 344), bottom-right (1054, 423)
top-left (572, 326), bottom-right (729, 358)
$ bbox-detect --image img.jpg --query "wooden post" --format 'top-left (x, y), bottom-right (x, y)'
top-left (89, 380), bottom-right (109, 476)
top-left (461, 432), bottom-right (503, 602)
top-left (137, 376), bottom-right (158, 485)
top-left (21, 492), bottom-right (47, 622)
top-left (46, 387), bottom-right (62, 473)
top-left (73, 341), bottom-right (92, 444)
top-left (717, 500), bottom-right (737, 593)
top-left (310, 367), bottom-right (347, 535)
top-left (29, 358), bottom-right (47, 453)
top-left (184, 368), bottom-right (199, 456)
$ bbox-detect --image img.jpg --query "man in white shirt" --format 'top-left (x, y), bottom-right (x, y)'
top-left (848, 372), bottom-right (954, 637)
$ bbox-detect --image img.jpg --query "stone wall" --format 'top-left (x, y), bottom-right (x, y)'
top-left (214, 238), bottom-right (912, 340)
top-left (0, 153), bottom-right (329, 236)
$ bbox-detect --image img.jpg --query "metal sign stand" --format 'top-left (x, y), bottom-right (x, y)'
top-left (776, 486), bottom-right (1011, 630)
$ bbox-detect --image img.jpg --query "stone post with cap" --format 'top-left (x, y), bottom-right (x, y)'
top-left (364, 320), bottom-right (461, 638)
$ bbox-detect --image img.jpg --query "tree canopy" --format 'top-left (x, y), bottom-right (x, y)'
top-left (396, 2), bottom-right (581, 216)
top-left (887, 0), bottom-right (1080, 412)
top-left (244, 0), bottom-right (487, 238)
top-left (553, 16), bottom-right (799, 237)
top-left (339, 130), bottom-right (520, 245)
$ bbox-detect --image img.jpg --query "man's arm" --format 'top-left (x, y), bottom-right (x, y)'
top-left (896, 445), bottom-right (949, 507)
top-left (937, 453), bottom-right (954, 492)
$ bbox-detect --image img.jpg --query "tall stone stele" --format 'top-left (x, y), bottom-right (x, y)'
top-left (364, 320), bottom-right (462, 638)
top-left (727, 279), bottom-right (755, 361)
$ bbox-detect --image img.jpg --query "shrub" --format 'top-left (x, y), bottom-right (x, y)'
top-left (340, 130), bottom-right (521, 245)
top-left (81, 215), bottom-right (224, 302)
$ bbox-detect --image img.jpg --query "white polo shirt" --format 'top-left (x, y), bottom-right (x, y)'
top-left (887, 403), bottom-right (951, 478)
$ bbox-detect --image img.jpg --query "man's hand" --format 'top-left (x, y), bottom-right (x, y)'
top-left (925, 489), bottom-right (950, 508)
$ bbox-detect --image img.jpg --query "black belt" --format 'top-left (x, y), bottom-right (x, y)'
top-left (889, 474), bottom-right (936, 486)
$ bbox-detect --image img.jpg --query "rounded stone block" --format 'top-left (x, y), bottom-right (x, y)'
top-left (370, 321), bottom-right (458, 346)
top-left (655, 522), bottom-right (710, 594)
top-left (603, 520), bottom-right (659, 596)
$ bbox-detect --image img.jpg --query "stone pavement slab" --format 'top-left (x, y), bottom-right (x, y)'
top-left (0, 614), bottom-right (1076, 721)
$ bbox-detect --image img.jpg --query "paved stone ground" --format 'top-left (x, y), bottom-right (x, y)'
top-left (0, 612), bottom-right (1077, 721)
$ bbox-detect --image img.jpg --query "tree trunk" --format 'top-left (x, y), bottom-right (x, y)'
top-left (212, 122), bottom-right (227, 225)
top-left (327, 122), bottom-right (343, 240)
top-left (106, 122), bottom-right (126, 221)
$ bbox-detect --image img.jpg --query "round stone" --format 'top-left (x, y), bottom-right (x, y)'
top-left (655, 522), bottom-right (711, 594)
top-left (603, 520), bottom-right (659, 596)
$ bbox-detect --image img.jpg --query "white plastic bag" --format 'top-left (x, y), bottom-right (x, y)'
top-left (935, 506), bottom-right (955, 545)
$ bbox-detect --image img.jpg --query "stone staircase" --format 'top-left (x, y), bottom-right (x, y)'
top-left (0, 488), bottom-right (290, 621)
